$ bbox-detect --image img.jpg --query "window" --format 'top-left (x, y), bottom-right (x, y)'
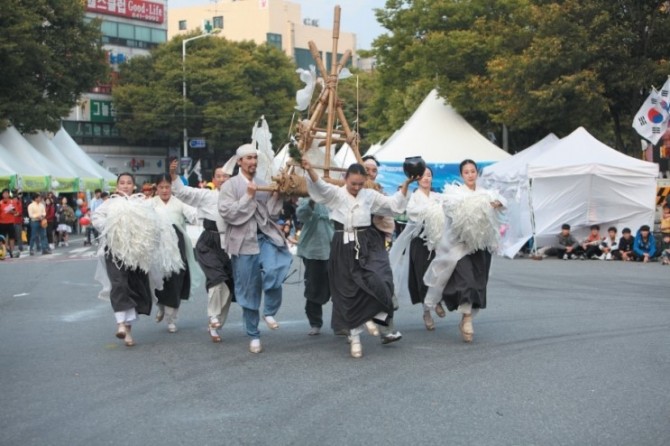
top-left (135, 26), bottom-right (151, 42)
top-left (118, 23), bottom-right (134, 39)
top-left (213, 16), bottom-right (223, 29)
top-left (151, 28), bottom-right (166, 43)
top-left (101, 21), bottom-right (117, 37)
top-left (266, 33), bottom-right (282, 50)
top-left (178, 20), bottom-right (187, 30)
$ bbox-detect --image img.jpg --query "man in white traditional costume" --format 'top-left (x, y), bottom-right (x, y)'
top-left (170, 160), bottom-right (234, 343)
top-left (218, 144), bottom-right (292, 354)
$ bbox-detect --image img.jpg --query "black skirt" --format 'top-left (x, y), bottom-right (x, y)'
top-left (155, 226), bottom-right (190, 309)
top-left (408, 236), bottom-right (435, 305)
top-left (105, 251), bottom-right (152, 315)
top-left (302, 258), bottom-right (330, 305)
top-left (329, 226), bottom-right (394, 331)
top-left (194, 219), bottom-right (234, 298)
top-left (442, 249), bottom-right (492, 312)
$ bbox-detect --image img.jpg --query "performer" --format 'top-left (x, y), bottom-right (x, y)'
top-left (295, 197), bottom-right (334, 336)
top-left (424, 159), bottom-right (506, 342)
top-left (389, 166), bottom-right (446, 331)
top-left (152, 175), bottom-right (204, 333)
top-left (170, 159), bottom-right (234, 343)
top-left (302, 159), bottom-right (415, 358)
top-left (219, 144), bottom-right (292, 354)
top-left (92, 172), bottom-right (183, 347)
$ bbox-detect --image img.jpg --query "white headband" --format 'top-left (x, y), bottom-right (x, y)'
top-left (236, 143), bottom-right (256, 157)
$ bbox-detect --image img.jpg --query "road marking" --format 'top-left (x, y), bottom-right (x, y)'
top-left (61, 306), bottom-right (106, 322)
top-left (13, 293), bottom-right (29, 297)
top-left (69, 247), bottom-right (91, 254)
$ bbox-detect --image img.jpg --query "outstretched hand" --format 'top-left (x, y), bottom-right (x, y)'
top-left (169, 159), bottom-right (178, 180)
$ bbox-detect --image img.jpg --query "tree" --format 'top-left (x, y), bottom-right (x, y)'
top-left (369, 0), bottom-right (670, 152)
top-left (0, 0), bottom-right (108, 132)
top-left (113, 34), bottom-right (299, 158)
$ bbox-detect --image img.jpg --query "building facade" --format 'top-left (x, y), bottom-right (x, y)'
top-left (168, 0), bottom-right (358, 71)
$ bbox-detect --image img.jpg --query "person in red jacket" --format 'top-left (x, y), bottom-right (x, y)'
top-left (0, 189), bottom-right (18, 257)
top-left (12, 191), bottom-right (24, 253)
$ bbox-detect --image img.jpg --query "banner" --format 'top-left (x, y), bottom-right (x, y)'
top-left (86, 0), bottom-right (165, 24)
top-left (52, 178), bottom-right (80, 193)
top-left (377, 161), bottom-right (495, 193)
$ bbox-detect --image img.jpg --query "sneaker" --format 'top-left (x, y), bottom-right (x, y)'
top-left (571, 253), bottom-right (579, 260)
top-left (597, 254), bottom-right (605, 260)
top-left (563, 253), bottom-right (569, 260)
top-left (263, 315), bottom-right (279, 330)
top-left (29, 250), bottom-right (35, 256)
top-left (605, 253), bottom-right (612, 261)
top-left (381, 331), bottom-right (402, 345)
top-left (42, 249), bottom-right (52, 255)
top-left (64, 242), bottom-right (69, 247)
top-left (591, 254), bottom-right (600, 260)
top-left (167, 322), bottom-right (177, 333)
top-left (308, 326), bottom-right (321, 336)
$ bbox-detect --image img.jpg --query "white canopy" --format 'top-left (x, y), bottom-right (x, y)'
top-left (376, 89), bottom-right (510, 164)
top-left (528, 127), bottom-right (658, 250)
top-left (24, 131), bottom-right (81, 179)
top-left (53, 128), bottom-right (116, 184)
top-left (0, 127), bottom-right (52, 177)
top-left (479, 134), bottom-right (561, 257)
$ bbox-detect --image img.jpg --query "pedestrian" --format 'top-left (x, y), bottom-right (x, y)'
top-left (85, 189), bottom-right (103, 246)
top-left (92, 172), bottom-right (183, 347)
top-left (170, 159), bottom-right (234, 343)
top-left (302, 159), bottom-right (416, 358)
top-left (219, 144), bottom-right (292, 354)
top-left (12, 190), bottom-right (24, 254)
top-left (295, 197), bottom-right (334, 336)
top-left (152, 175), bottom-right (204, 333)
top-left (44, 195), bottom-right (56, 250)
top-left (27, 193), bottom-right (51, 255)
top-left (423, 159), bottom-right (506, 343)
top-left (56, 196), bottom-right (75, 247)
top-left (389, 166), bottom-right (446, 331)
top-left (0, 188), bottom-right (17, 257)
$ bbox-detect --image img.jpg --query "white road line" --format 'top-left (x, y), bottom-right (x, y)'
top-left (13, 293), bottom-right (29, 297)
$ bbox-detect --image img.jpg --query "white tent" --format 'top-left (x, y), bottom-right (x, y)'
top-left (24, 131), bottom-right (84, 192)
top-left (480, 134), bottom-right (560, 257)
top-left (374, 89), bottom-right (509, 191)
top-left (528, 127), bottom-right (658, 250)
top-left (0, 127), bottom-right (54, 191)
top-left (53, 128), bottom-right (116, 189)
top-left (0, 150), bottom-right (17, 189)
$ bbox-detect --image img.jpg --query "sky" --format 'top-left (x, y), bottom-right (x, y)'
top-left (169, 0), bottom-right (388, 50)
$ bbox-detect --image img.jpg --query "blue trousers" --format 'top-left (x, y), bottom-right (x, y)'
top-left (231, 234), bottom-right (292, 339)
top-left (29, 221), bottom-right (48, 252)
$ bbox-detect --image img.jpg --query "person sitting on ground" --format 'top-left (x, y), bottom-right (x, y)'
top-left (581, 224), bottom-right (603, 259)
top-left (660, 233), bottom-right (670, 265)
top-left (633, 224), bottom-right (656, 263)
top-left (543, 223), bottom-right (581, 259)
top-left (599, 226), bottom-right (618, 260)
top-left (661, 204), bottom-right (670, 235)
top-left (612, 227), bottom-right (634, 261)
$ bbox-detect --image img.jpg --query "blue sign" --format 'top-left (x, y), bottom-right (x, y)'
top-left (189, 138), bottom-right (206, 149)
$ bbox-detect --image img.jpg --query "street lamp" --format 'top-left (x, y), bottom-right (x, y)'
top-left (182, 29), bottom-right (221, 158)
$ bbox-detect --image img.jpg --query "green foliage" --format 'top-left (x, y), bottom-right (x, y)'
top-left (0, 0), bottom-right (108, 132)
top-left (113, 34), bottom-right (299, 157)
top-left (369, 0), bottom-right (670, 152)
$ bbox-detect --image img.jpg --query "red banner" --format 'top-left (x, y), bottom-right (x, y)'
top-left (86, 0), bottom-right (164, 24)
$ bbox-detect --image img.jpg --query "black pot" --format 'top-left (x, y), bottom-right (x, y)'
top-left (403, 156), bottom-right (426, 178)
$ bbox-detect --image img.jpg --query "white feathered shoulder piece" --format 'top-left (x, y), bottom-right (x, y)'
top-left (101, 194), bottom-right (184, 277)
top-left (442, 184), bottom-right (502, 253)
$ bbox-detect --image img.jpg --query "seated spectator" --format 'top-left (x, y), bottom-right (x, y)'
top-left (581, 224), bottom-right (603, 259)
top-left (612, 227), bottom-right (634, 261)
top-left (660, 233), bottom-right (670, 265)
top-left (661, 204), bottom-right (670, 235)
top-left (599, 226), bottom-right (618, 260)
top-left (542, 223), bottom-right (582, 259)
top-left (633, 224), bottom-right (656, 263)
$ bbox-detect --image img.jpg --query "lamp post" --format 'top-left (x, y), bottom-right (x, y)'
top-left (182, 29), bottom-right (220, 158)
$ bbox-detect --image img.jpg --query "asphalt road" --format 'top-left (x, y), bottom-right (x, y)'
top-left (1, 243), bottom-right (669, 446)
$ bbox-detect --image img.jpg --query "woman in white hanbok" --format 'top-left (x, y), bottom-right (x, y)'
top-left (423, 160), bottom-right (506, 342)
top-left (389, 167), bottom-right (446, 331)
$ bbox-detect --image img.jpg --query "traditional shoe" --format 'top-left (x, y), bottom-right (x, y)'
top-left (115, 323), bottom-right (127, 339)
top-left (435, 302), bottom-right (446, 318)
top-left (249, 339), bottom-right (263, 354)
top-left (423, 311), bottom-right (435, 331)
top-left (209, 316), bottom-right (221, 329)
top-left (167, 322), bottom-right (177, 333)
top-left (350, 339), bottom-right (363, 358)
top-left (308, 326), bottom-right (321, 336)
top-left (124, 324), bottom-right (135, 347)
top-left (381, 331), bottom-right (402, 345)
top-left (263, 315), bottom-right (279, 330)
top-left (365, 320), bottom-right (380, 337)
top-left (155, 306), bottom-right (165, 323)
top-left (459, 315), bottom-right (474, 343)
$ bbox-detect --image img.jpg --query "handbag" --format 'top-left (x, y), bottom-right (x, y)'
top-left (40, 218), bottom-right (48, 229)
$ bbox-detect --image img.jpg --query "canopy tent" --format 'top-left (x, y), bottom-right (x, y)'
top-left (0, 128), bottom-right (53, 192)
top-left (24, 131), bottom-right (82, 192)
top-left (480, 134), bottom-right (560, 257)
top-left (374, 89), bottom-right (510, 192)
top-left (0, 154), bottom-right (17, 190)
top-left (528, 127), bottom-right (658, 251)
top-left (53, 128), bottom-right (116, 190)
